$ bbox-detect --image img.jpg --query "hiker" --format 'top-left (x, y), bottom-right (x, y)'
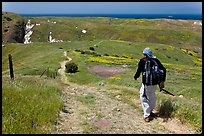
top-left (134, 47), bottom-right (166, 122)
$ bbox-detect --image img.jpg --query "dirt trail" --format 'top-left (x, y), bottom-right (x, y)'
top-left (52, 51), bottom-right (196, 134)
top-left (57, 51), bottom-right (72, 85)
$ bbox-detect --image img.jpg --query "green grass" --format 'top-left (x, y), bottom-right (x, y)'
top-left (2, 76), bottom-right (64, 134)
top-left (80, 120), bottom-right (99, 134)
top-left (76, 94), bottom-right (96, 107)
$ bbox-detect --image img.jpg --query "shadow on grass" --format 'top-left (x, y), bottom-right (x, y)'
top-left (157, 99), bottom-right (176, 122)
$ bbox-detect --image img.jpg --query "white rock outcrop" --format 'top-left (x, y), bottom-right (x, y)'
top-left (193, 21), bottom-right (202, 26)
top-left (47, 20), bottom-right (63, 43)
top-left (24, 20), bottom-right (35, 44)
top-left (48, 31), bottom-right (63, 43)
top-left (24, 19), bottom-right (63, 44)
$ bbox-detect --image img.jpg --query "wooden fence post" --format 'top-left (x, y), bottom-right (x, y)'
top-left (55, 68), bottom-right (57, 78)
top-left (8, 54), bottom-right (14, 80)
top-left (47, 67), bottom-right (49, 77)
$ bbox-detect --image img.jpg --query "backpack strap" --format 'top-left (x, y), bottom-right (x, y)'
top-left (144, 59), bottom-right (151, 85)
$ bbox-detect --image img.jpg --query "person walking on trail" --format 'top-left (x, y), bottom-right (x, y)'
top-left (134, 47), bottom-right (166, 122)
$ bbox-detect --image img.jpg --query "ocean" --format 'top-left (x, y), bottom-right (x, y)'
top-left (21, 14), bottom-right (202, 20)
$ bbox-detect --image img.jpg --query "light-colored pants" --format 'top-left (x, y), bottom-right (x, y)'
top-left (140, 83), bottom-right (157, 118)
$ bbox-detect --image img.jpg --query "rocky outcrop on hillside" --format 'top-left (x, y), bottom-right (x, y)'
top-left (2, 12), bottom-right (26, 43)
top-left (10, 21), bottom-right (25, 43)
top-left (24, 19), bottom-right (35, 44)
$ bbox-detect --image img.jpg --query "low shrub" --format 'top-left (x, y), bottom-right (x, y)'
top-left (65, 62), bottom-right (78, 73)
top-left (4, 16), bottom-right (12, 21)
top-left (89, 47), bottom-right (95, 51)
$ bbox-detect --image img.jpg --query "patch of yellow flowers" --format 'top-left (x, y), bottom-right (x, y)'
top-left (181, 48), bottom-right (197, 57)
top-left (86, 55), bottom-right (135, 65)
top-left (190, 71), bottom-right (201, 76)
top-left (108, 76), bottom-right (121, 80)
top-left (193, 58), bottom-right (202, 66)
top-left (129, 19), bottom-right (146, 23)
top-left (110, 40), bottom-right (127, 43)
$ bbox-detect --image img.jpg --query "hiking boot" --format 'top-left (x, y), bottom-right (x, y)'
top-left (150, 112), bottom-right (159, 118)
top-left (144, 117), bottom-right (150, 122)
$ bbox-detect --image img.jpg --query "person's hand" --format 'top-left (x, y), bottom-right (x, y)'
top-left (159, 81), bottom-right (165, 89)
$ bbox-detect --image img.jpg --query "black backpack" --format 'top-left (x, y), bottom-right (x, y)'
top-left (142, 57), bottom-right (164, 85)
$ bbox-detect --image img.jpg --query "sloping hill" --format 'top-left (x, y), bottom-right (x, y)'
top-left (3, 13), bottom-right (201, 53)
top-left (2, 12), bottom-right (202, 134)
top-left (2, 12), bottom-right (26, 43)
top-left (30, 17), bottom-right (202, 51)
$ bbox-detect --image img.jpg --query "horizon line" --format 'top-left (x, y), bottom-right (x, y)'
top-left (19, 13), bottom-right (202, 15)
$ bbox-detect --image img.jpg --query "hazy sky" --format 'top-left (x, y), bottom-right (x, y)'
top-left (2, 2), bottom-right (202, 14)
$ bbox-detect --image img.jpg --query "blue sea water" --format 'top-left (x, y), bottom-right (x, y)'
top-left (21, 14), bottom-right (202, 20)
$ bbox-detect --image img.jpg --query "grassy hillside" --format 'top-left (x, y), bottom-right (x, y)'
top-left (25, 17), bottom-right (201, 53)
top-left (2, 76), bottom-right (64, 134)
top-left (2, 14), bottom-right (202, 133)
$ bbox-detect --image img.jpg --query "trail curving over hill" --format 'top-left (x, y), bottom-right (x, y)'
top-left (57, 51), bottom-right (72, 85)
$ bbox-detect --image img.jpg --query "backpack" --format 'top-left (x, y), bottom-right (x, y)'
top-left (142, 58), bottom-right (164, 85)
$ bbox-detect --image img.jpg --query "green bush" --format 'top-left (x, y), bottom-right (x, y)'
top-left (65, 62), bottom-right (78, 73)
top-left (89, 47), bottom-right (95, 51)
top-left (4, 16), bottom-right (12, 21)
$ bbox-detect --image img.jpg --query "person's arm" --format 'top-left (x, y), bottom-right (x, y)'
top-left (156, 59), bottom-right (166, 89)
top-left (156, 59), bottom-right (166, 82)
top-left (134, 59), bottom-right (143, 80)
